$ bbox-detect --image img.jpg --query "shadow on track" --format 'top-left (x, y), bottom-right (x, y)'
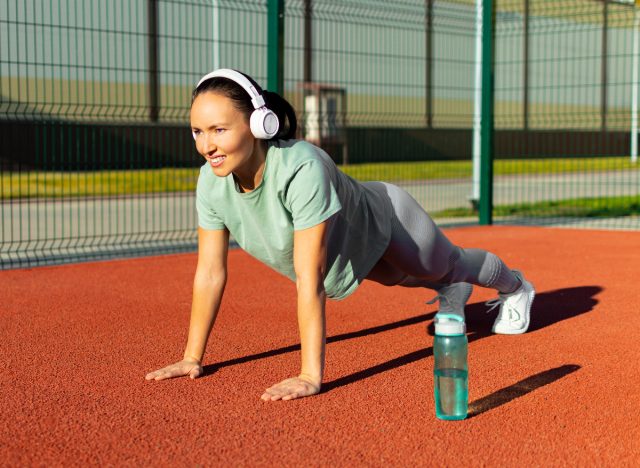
top-left (427, 286), bottom-right (600, 336)
top-left (201, 311), bottom-right (437, 377)
top-left (324, 286), bottom-right (599, 393)
top-left (526, 286), bottom-right (601, 333)
top-left (467, 364), bottom-right (581, 418)
top-left (203, 286), bottom-right (600, 386)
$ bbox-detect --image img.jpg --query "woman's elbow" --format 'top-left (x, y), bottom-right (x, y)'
top-left (194, 268), bottom-right (227, 289)
top-left (295, 274), bottom-right (326, 297)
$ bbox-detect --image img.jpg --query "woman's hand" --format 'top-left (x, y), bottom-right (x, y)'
top-left (260, 374), bottom-right (321, 401)
top-left (145, 359), bottom-right (203, 381)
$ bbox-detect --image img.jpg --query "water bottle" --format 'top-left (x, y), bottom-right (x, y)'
top-left (433, 313), bottom-right (468, 420)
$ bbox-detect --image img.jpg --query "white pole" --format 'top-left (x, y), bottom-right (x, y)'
top-left (631, 7), bottom-right (639, 163)
top-left (212, 0), bottom-right (221, 69)
top-left (471, 0), bottom-right (483, 203)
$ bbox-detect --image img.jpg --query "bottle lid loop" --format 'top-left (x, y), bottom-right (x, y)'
top-left (434, 314), bottom-right (466, 335)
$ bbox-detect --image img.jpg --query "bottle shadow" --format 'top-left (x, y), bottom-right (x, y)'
top-left (203, 286), bottom-right (601, 388)
top-left (467, 364), bottom-right (581, 418)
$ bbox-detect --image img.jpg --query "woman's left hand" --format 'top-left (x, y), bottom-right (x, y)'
top-left (260, 374), bottom-right (321, 401)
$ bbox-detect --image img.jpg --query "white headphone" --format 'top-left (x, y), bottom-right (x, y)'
top-left (193, 68), bottom-right (280, 140)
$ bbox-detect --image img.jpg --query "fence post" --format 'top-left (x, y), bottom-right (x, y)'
top-left (303, 0), bottom-right (312, 83)
top-left (267, 0), bottom-right (284, 94)
top-left (147, 0), bottom-right (159, 122)
top-left (523, 0), bottom-right (530, 131)
top-left (632, 4), bottom-right (640, 164)
top-left (426, 0), bottom-right (434, 128)
top-left (479, 0), bottom-right (494, 225)
top-left (602, 0), bottom-right (608, 132)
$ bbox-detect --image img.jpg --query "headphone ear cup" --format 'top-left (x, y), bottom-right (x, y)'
top-left (250, 107), bottom-right (279, 139)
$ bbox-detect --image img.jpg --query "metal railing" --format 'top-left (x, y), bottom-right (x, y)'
top-left (2, 0), bottom-right (639, 269)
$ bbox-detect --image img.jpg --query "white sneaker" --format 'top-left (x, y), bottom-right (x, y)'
top-left (485, 270), bottom-right (535, 335)
top-left (427, 282), bottom-right (473, 321)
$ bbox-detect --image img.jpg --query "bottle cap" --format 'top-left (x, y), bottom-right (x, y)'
top-left (434, 313), bottom-right (466, 336)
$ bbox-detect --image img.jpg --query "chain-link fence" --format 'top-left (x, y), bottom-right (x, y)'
top-left (2, 0), bottom-right (639, 269)
top-left (491, 0), bottom-right (640, 229)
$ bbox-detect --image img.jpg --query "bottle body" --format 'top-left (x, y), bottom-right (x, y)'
top-left (433, 333), bottom-right (468, 420)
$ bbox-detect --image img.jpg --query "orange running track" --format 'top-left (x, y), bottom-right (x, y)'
top-left (1, 226), bottom-right (639, 466)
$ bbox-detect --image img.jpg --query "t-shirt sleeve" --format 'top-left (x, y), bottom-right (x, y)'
top-left (285, 160), bottom-right (342, 230)
top-left (196, 174), bottom-right (226, 230)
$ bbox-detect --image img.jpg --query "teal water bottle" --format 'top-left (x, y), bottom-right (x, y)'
top-left (433, 314), bottom-right (468, 420)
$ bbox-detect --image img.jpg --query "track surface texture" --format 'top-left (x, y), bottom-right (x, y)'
top-left (2, 226), bottom-right (639, 466)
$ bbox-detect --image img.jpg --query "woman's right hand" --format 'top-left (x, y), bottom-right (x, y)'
top-left (145, 359), bottom-right (203, 381)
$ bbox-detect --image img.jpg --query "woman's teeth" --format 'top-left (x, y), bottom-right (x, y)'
top-left (209, 156), bottom-right (225, 167)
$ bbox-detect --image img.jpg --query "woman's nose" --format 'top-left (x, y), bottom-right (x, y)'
top-left (202, 133), bottom-right (216, 153)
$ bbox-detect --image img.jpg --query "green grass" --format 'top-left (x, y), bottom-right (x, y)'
top-left (339, 160), bottom-right (472, 181)
top-left (1, 156), bottom-right (638, 199)
top-left (432, 196), bottom-right (640, 219)
top-left (340, 156), bottom-right (639, 181)
top-left (0, 168), bottom-right (200, 199)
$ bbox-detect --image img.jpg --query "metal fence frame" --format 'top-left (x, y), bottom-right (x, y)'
top-left (1, 0), bottom-right (639, 269)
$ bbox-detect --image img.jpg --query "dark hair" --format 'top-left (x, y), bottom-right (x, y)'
top-left (192, 72), bottom-right (297, 141)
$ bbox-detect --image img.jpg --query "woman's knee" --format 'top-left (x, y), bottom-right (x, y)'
top-left (419, 245), bottom-right (465, 284)
top-left (365, 257), bottom-right (407, 286)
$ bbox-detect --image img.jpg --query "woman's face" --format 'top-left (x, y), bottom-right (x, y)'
top-left (190, 91), bottom-right (259, 178)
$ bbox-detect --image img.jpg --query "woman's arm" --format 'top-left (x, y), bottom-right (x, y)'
top-left (294, 221), bottom-right (328, 384)
top-left (183, 227), bottom-right (230, 362)
top-left (261, 220), bottom-right (329, 401)
top-left (146, 227), bottom-right (229, 381)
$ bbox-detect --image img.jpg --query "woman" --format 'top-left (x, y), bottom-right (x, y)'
top-left (145, 69), bottom-right (535, 401)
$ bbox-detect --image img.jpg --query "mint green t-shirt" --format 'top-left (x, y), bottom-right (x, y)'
top-left (196, 139), bottom-right (392, 300)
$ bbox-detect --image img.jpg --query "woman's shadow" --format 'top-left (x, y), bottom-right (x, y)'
top-left (203, 286), bottom-right (602, 406)
top-left (463, 284), bottom-right (602, 336)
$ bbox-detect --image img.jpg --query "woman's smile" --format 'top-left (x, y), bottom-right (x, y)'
top-left (207, 154), bottom-right (227, 168)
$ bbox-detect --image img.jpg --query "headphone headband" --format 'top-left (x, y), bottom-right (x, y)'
top-left (196, 68), bottom-right (266, 109)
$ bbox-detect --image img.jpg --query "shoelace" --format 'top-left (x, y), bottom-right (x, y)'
top-left (484, 297), bottom-right (503, 313)
top-left (426, 293), bottom-right (451, 308)
top-left (485, 296), bottom-right (519, 320)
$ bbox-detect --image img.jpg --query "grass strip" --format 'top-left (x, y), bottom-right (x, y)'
top-left (432, 196), bottom-right (640, 219)
top-left (0, 168), bottom-right (200, 199)
top-left (1, 156), bottom-right (637, 199)
top-left (339, 156), bottom-right (638, 181)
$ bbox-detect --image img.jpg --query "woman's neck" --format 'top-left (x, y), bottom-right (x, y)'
top-left (233, 141), bottom-right (268, 193)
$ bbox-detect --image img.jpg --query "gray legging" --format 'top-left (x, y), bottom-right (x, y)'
top-left (364, 182), bottom-right (519, 294)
